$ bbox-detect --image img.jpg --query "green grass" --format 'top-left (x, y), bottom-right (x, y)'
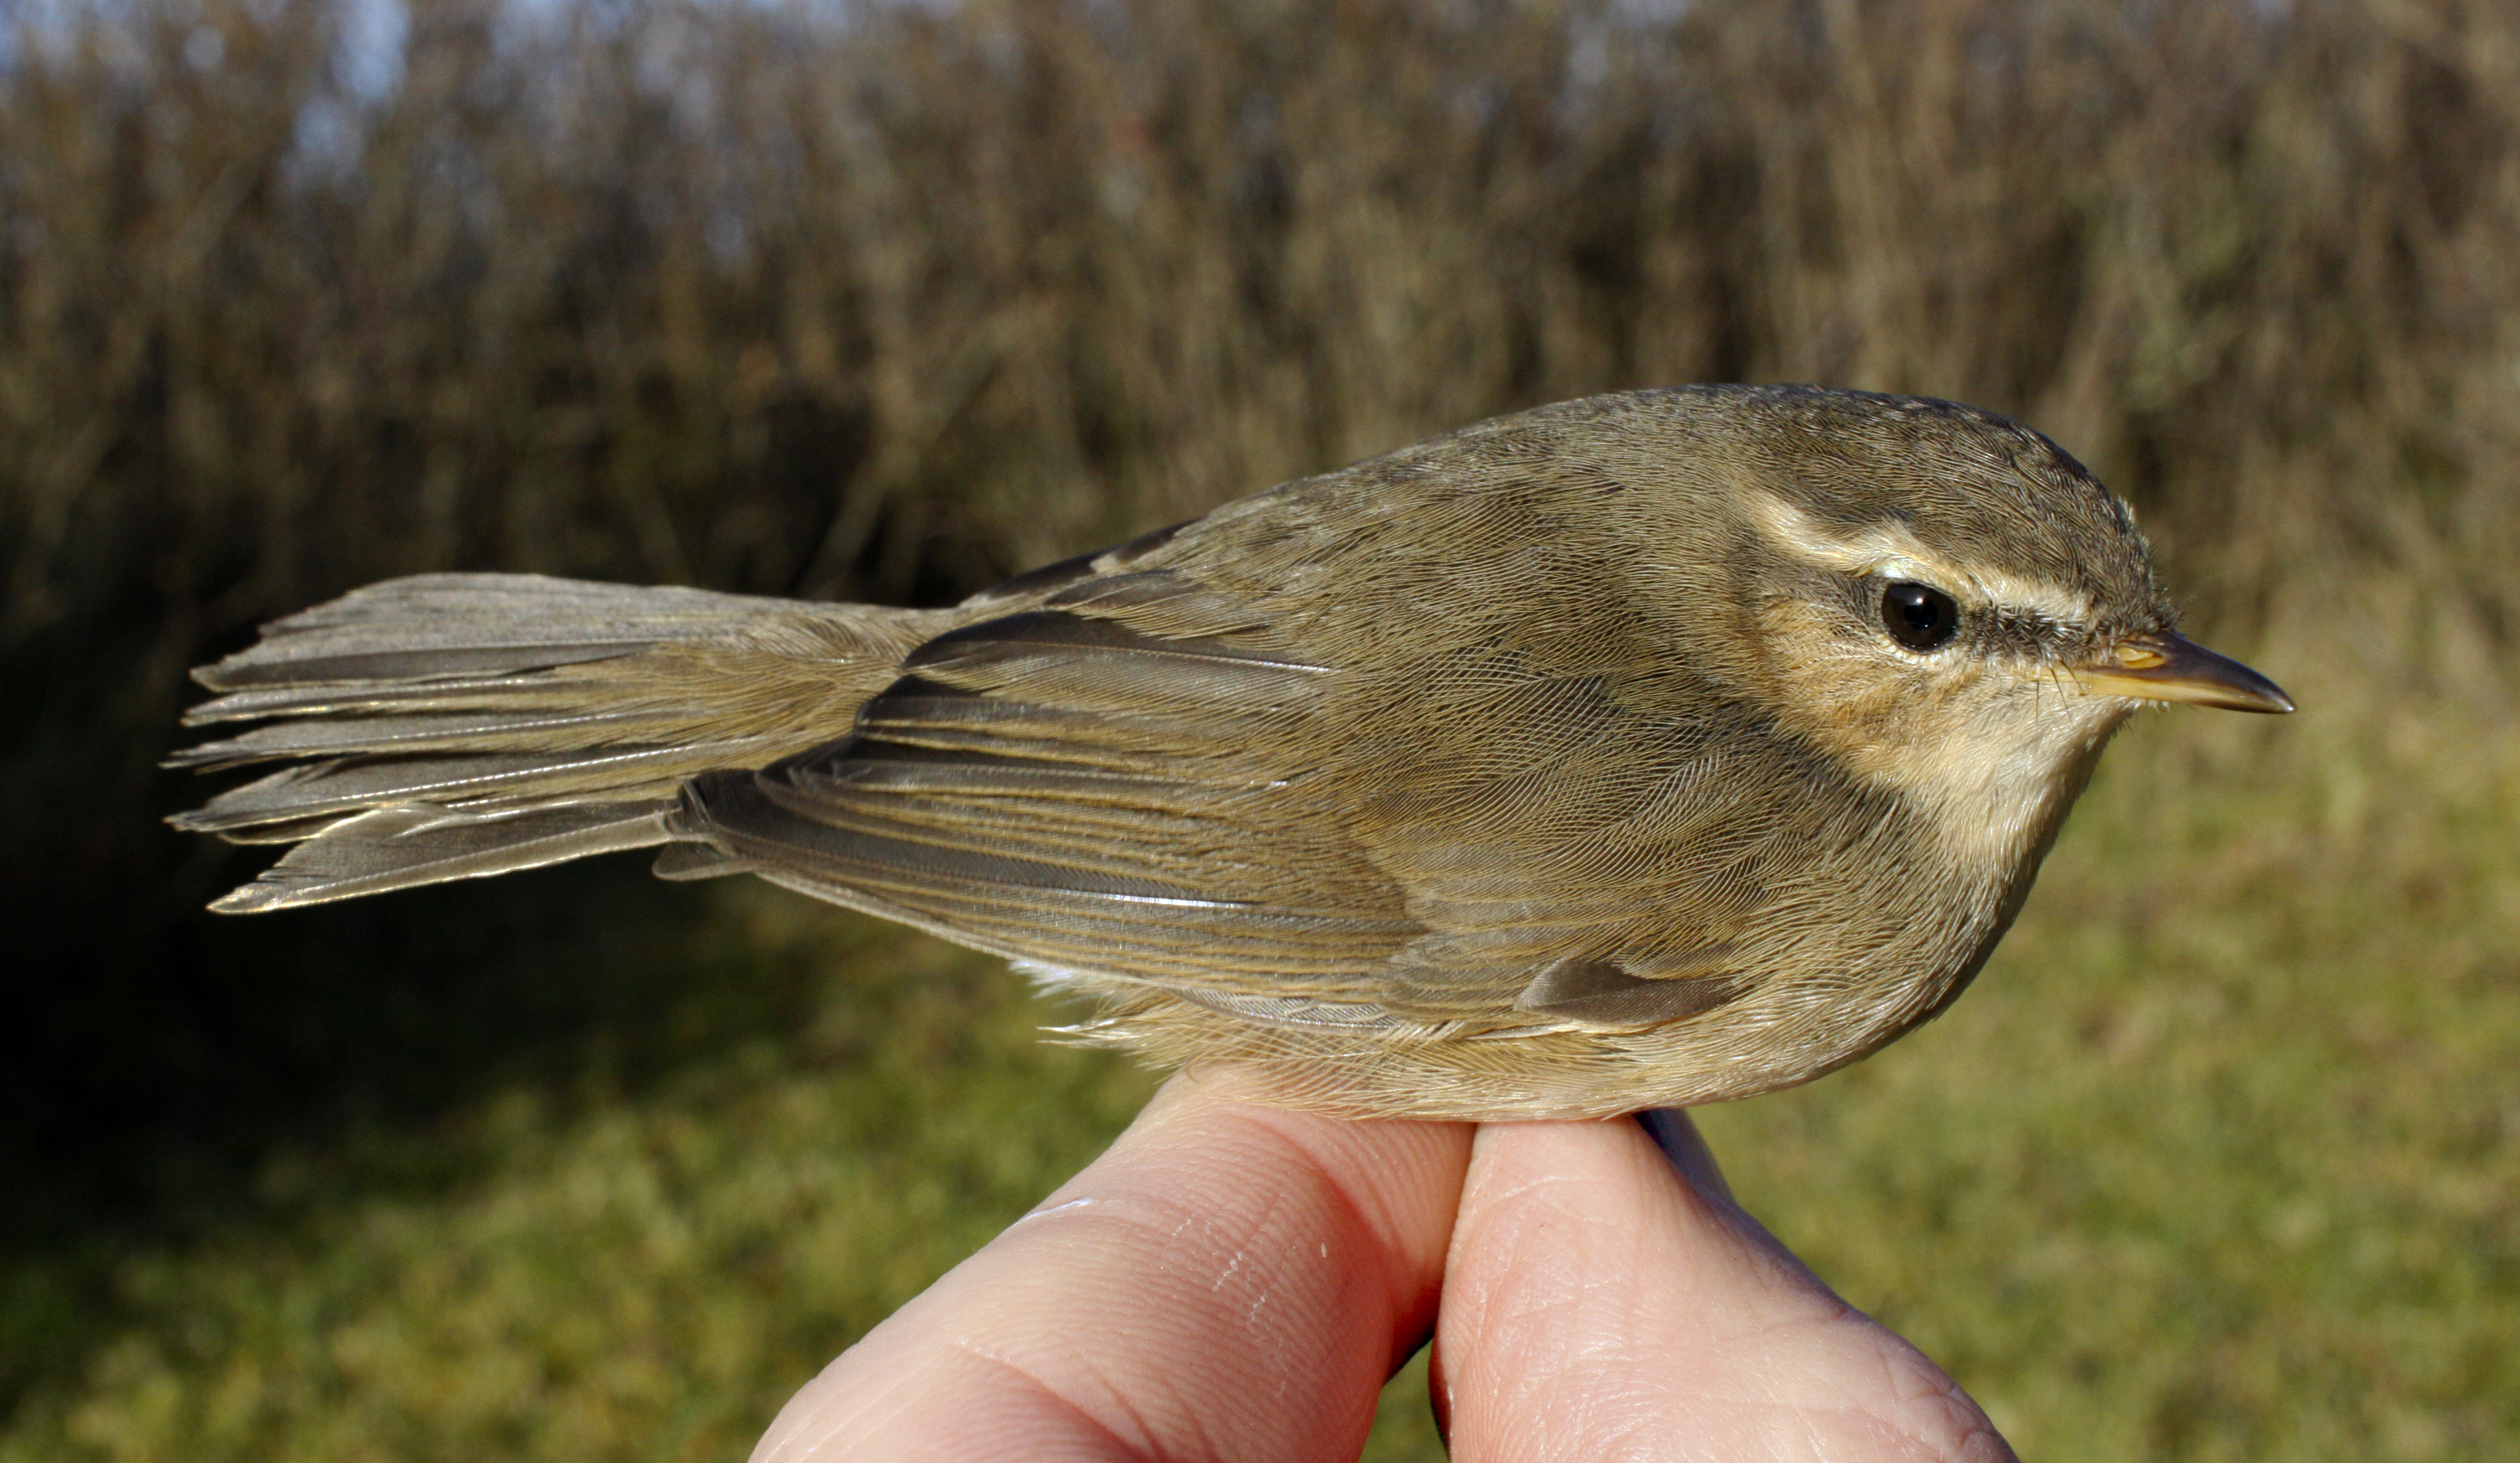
top-left (4, 650), bottom-right (2513, 1461)
top-left (0, 905), bottom-right (1165, 1463)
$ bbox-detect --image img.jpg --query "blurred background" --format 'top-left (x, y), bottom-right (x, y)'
top-left (3, 0), bottom-right (2516, 1456)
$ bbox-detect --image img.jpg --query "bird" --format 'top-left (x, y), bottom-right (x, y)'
top-left (169, 385), bottom-right (2292, 1121)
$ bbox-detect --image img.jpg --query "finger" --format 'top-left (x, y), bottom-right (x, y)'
top-left (1432, 1111), bottom-right (2014, 1463)
top-left (751, 1065), bottom-right (1472, 1463)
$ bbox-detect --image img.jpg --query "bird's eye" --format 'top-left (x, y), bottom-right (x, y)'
top-left (1881, 582), bottom-right (1960, 651)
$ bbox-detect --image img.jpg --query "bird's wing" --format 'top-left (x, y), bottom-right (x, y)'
top-left (673, 555), bottom-right (1831, 1035)
top-left (1328, 650), bottom-right (1836, 1032)
top-left (671, 567), bottom-right (1428, 996)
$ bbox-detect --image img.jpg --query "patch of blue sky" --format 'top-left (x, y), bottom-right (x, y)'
top-left (2, 0), bottom-right (404, 96)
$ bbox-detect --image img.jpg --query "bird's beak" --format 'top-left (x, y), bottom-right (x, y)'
top-left (2070, 632), bottom-right (2295, 714)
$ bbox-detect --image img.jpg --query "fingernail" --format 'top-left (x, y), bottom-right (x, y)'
top-left (1637, 1108), bottom-right (1737, 1205)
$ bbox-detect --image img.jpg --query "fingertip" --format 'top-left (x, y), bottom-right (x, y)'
top-left (1439, 1116), bottom-right (2013, 1462)
top-left (1100, 1065), bottom-right (1475, 1294)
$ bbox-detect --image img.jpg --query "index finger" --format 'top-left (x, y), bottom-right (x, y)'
top-left (750, 1065), bottom-right (1472, 1463)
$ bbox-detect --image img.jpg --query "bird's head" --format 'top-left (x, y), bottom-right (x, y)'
top-left (1604, 387), bottom-right (2292, 857)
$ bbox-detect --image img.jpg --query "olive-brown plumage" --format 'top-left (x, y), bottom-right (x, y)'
top-left (171, 386), bottom-right (2290, 1119)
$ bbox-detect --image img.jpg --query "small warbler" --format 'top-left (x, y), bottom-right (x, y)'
top-left (173, 385), bottom-right (2291, 1119)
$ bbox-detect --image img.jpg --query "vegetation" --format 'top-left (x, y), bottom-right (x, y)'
top-left (3, 0), bottom-right (2514, 1456)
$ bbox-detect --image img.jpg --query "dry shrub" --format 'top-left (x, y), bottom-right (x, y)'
top-left (8, 0), bottom-right (2516, 673)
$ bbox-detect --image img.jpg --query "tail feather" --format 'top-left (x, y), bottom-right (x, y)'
top-left (208, 803), bottom-right (678, 914)
top-left (190, 573), bottom-right (817, 689)
top-left (168, 709), bottom-right (672, 769)
top-left (172, 573), bottom-right (962, 911)
top-left (179, 673), bottom-right (604, 727)
top-left (174, 743), bottom-right (797, 834)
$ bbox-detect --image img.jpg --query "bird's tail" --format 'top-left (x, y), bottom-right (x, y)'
top-left (169, 573), bottom-right (960, 913)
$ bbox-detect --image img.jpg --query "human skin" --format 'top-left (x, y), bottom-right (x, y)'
top-left (746, 1067), bottom-right (2016, 1463)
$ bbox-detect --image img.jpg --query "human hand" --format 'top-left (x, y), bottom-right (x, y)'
top-left (747, 1067), bottom-right (2016, 1462)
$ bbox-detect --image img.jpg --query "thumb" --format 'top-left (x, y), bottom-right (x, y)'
top-left (1429, 1110), bottom-right (2016, 1463)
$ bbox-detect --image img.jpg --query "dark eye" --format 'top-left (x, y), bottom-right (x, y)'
top-left (1881, 582), bottom-right (1960, 651)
